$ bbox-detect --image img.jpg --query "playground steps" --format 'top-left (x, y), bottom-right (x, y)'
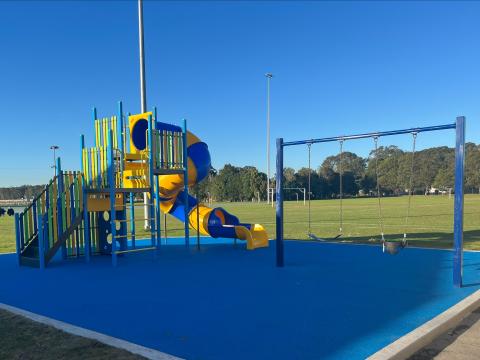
top-left (15, 170), bottom-right (85, 268)
top-left (19, 213), bottom-right (83, 268)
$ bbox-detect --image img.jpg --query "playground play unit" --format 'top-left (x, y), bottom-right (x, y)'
top-left (14, 103), bottom-right (269, 269)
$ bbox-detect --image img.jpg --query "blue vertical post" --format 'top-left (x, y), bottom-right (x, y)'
top-left (453, 116), bottom-right (466, 287)
top-left (182, 119), bottom-right (190, 247)
top-left (108, 129), bottom-right (117, 266)
top-left (154, 107), bottom-right (161, 248)
top-left (81, 135), bottom-right (91, 262)
top-left (57, 157), bottom-right (66, 259)
top-left (38, 213), bottom-right (45, 270)
top-left (32, 199), bottom-right (38, 232)
top-left (44, 185), bottom-right (50, 249)
top-left (130, 192), bottom-right (136, 249)
top-left (148, 115), bottom-right (156, 248)
top-left (276, 138), bottom-right (284, 267)
top-left (15, 213), bottom-right (21, 266)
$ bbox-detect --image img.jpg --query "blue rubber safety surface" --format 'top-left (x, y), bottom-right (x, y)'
top-left (2, 240), bottom-right (480, 360)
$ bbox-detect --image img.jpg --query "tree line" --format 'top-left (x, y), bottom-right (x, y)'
top-left (1, 143), bottom-right (480, 203)
top-left (193, 143), bottom-right (480, 202)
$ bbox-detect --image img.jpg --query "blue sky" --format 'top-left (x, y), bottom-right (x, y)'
top-left (1, 1), bottom-right (479, 186)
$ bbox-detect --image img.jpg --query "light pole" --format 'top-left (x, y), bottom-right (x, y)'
top-left (138, 0), bottom-right (147, 113)
top-left (138, 0), bottom-right (150, 230)
top-left (265, 73), bottom-right (273, 205)
top-left (50, 145), bottom-right (59, 176)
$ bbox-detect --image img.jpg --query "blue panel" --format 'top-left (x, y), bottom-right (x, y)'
top-left (453, 116), bottom-right (466, 287)
top-left (131, 118), bottom-right (148, 151)
top-left (156, 121), bottom-right (182, 133)
top-left (188, 142), bottom-right (211, 182)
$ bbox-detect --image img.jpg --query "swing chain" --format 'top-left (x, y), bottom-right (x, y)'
top-left (307, 142), bottom-right (312, 236)
top-left (339, 138), bottom-right (344, 233)
top-left (373, 136), bottom-right (385, 249)
top-left (403, 132), bottom-right (417, 247)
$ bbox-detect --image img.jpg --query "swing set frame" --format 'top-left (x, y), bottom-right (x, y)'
top-left (275, 117), bottom-right (466, 287)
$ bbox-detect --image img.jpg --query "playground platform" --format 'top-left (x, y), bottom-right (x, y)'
top-left (1, 240), bottom-right (480, 360)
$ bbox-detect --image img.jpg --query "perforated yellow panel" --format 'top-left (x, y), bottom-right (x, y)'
top-left (129, 112), bottom-right (153, 154)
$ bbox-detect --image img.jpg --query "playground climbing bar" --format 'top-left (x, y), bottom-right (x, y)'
top-left (275, 118), bottom-right (466, 287)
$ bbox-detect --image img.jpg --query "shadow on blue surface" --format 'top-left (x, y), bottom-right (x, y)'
top-left (1, 240), bottom-right (480, 359)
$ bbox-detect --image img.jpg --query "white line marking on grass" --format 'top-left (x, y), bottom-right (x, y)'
top-left (366, 289), bottom-right (480, 360)
top-left (0, 303), bottom-right (184, 360)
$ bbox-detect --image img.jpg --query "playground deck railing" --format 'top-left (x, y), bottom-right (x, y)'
top-left (151, 128), bottom-right (185, 171)
top-left (82, 147), bottom-right (122, 190)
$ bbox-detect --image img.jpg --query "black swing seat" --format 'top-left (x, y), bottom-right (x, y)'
top-left (384, 240), bottom-right (407, 255)
top-left (308, 233), bottom-right (326, 241)
top-left (308, 233), bottom-right (342, 242)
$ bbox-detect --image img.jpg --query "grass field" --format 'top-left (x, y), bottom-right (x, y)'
top-left (0, 310), bottom-right (144, 360)
top-left (1, 194), bottom-right (480, 253)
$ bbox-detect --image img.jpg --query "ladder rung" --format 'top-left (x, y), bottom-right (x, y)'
top-left (115, 246), bottom-right (156, 255)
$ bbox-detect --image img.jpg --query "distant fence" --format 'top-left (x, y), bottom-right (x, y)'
top-left (0, 199), bottom-right (29, 207)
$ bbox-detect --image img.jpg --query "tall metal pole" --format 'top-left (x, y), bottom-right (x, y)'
top-left (265, 73), bottom-right (273, 205)
top-left (138, 0), bottom-right (147, 113)
top-left (138, 0), bottom-right (150, 230)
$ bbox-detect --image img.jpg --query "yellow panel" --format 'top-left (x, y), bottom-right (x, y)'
top-left (129, 112), bottom-right (152, 154)
top-left (92, 149), bottom-right (97, 188)
top-left (112, 116), bottom-right (118, 149)
top-left (95, 120), bottom-right (100, 148)
top-left (103, 118), bottom-right (108, 147)
top-left (65, 180), bottom-right (71, 228)
top-left (87, 195), bottom-right (124, 212)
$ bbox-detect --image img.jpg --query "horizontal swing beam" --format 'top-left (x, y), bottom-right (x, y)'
top-left (282, 123), bottom-right (456, 147)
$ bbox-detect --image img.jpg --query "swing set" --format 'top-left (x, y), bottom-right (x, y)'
top-left (275, 117), bottom-right (467, 287)
top-left (306, 132), bottom-right (418, 255)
